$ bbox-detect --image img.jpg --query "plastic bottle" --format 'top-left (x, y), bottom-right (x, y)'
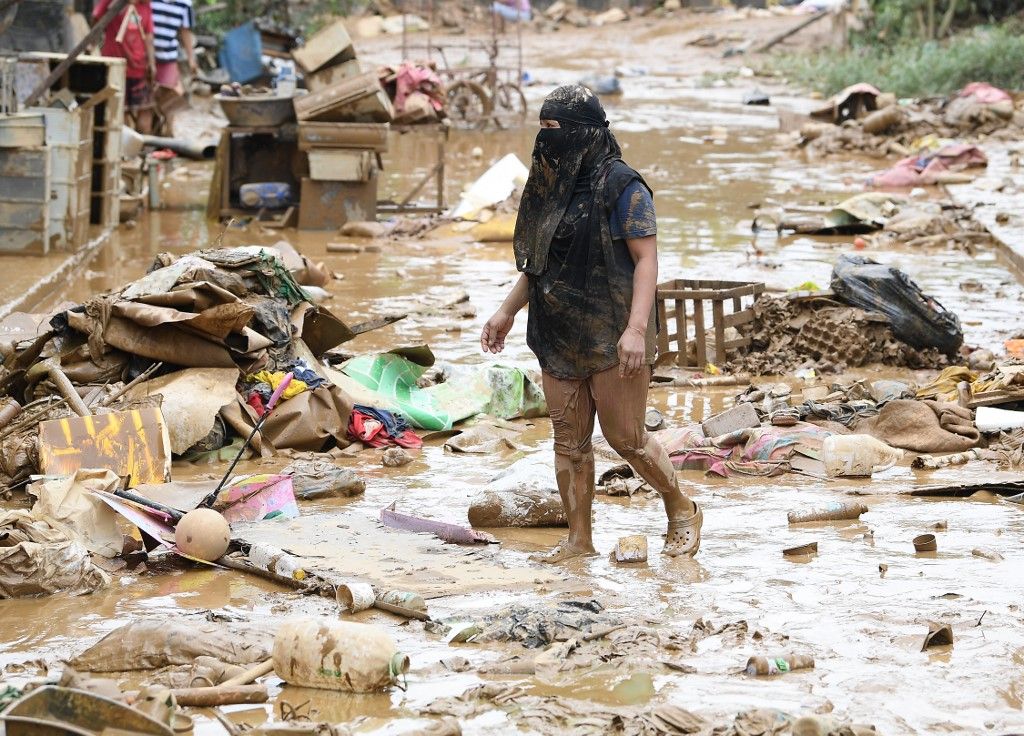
top-left (239, 182), bottom-right (292, 209)
top-left (272, 618), bottom-right (409, 693)
top-left (375, 590), bottom-right (428, 617)
top-left (821, 434), bottom-right (902, 477)
top-left (787, 501), bottom-right (868, 524)
top-left (274, 61), bottom-right (296, 98)
top-left (745, 654), bottom-right (814, 676)
top-left (248, 543), bottom-right (305, 581)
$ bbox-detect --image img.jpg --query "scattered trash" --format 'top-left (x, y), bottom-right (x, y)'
top-left (382, 447), bottom-right (415, 467)
top-left (450, 154), bottom-right (529, 220)
top-left (248, 543), bottom-right (306, 581)
top-left (175, 508), bottom-right (231, 562)
top-left (822, 434), bottom-right (902, 477)
top-left (782, 542), bottom-right (818, 558)
top-left (787, 501), bottom-right (868, 524)
top-left (0, 686), bottom-right (174, 736)
top-left (336, 582), bottom-right (375, 613)
top-left (272, 618), bottom-right (409, 692)
top-left (913, 533), bottom-right (938, 552)
top-left (381, 501), bottom-right (497, 544)
top-left (283, 459), bottom-right (366, 499)
top-left (644, 408), bottom-right (665, 432)
top-left (468, 486), bottom-right (566, 528)
top-left (613, 535), bottom-right (648, 563)
top-left (745, 653), bottom-right (814, 675)
top-left (921, 622), bottom-right (953, 650)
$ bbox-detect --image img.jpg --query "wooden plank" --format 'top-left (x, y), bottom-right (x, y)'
top-left (723, 337), bottom-right (752, 349)
top-left (673, 298), bottom-right (685, 366)
top-left (723, 310), bottom-right (755, 328)
top-left (712, 299), bottom-right (726, 365)
top-left (692, 298), bottom-right (706, 367)
top-left (656, 296), bottom-right (669, 355)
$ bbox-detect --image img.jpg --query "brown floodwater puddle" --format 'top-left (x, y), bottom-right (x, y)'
top-left (2, 79), bottom-right (1024, 735)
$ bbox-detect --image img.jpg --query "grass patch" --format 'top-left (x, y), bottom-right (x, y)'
top-left (776, 23), bottom-right (1024, 97)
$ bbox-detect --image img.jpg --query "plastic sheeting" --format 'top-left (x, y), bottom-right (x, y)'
top-left (0, 510), bottom-right (110, 599)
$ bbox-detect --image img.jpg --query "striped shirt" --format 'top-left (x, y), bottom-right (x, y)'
top-left (151, 0), bottom-right (194, 63)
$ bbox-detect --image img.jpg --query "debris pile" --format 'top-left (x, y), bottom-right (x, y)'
top-left (797, 82), bottom-right (1024, 160)
top-left (724, 292), bottom-right (950, 375)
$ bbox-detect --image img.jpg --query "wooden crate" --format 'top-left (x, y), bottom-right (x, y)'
top-left (656, 279), bottom-right (765, 368)
top-left (293, 72), bottom-right (392, 123)
top-left (306, 59), bottom-right (365, 93)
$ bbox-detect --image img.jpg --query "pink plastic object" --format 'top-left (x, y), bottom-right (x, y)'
top-left (267, 372), bottom-right (294, 411)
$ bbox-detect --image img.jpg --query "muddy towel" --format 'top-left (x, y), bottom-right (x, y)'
top-left (859, 399), bottom-right (980, 453)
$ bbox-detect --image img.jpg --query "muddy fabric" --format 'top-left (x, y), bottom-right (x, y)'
top-left (29, 469), bottom-right (123, 558)
top-left (69, 618), bottom-right (274, 671)
top-left (858, 399), bottom-right (980, 453)
top-left (475, 599), bottom-right (618, 648)
top-left (283, 458), bottom-right (366, 499)
top-left (544, 366), bottom-right (680, 507)
top-left (0, 510), bottom-right (110, 598)
top-left (515, 84), bottom-right (656, 379)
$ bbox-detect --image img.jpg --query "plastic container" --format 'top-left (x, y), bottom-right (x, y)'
top-left (745, 654), bottom-right (814, 676)
top-left (248, 543), bottom-right (305, 581)
top-left (272, 618), bottom-right (409, 692)
top-left (913, 533), bottom-right (937, 552)
top-left (336, 582), bottom-right (375, 613)
top-left (239, 182), bottom-right (292, 209)
top-left (822, 434), bottom-right (902, 477)
top-left (787, 501), bottom-right (868, 524)
top-left (275, 61), bottom-right (297, 98)
top-left (976, 406), bottom-right (1024, 432)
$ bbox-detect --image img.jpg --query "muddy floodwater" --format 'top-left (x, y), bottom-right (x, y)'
top-left (3, 29), bottom-right (1024, 736)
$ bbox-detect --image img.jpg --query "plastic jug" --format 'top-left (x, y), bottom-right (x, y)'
top-left (822, 434), bottom-right (902, 477)
top-left (272, 618), bottom-right (409, 693)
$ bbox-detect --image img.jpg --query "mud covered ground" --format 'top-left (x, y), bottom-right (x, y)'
top-left (2, 11), bottom-right (1024, 736)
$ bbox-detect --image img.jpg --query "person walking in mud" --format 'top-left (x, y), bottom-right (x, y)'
top-left (481, 84), bottom-right (702, 562)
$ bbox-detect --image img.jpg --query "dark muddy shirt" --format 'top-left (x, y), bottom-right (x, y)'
top-left (526, 163), bottom-right (658, 380)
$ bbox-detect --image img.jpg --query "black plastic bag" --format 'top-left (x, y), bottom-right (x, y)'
top-left (830, 255), bottom-right (963, 356)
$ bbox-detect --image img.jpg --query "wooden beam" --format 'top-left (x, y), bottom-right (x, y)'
top-left (23, 0), bottom-right (130, 108)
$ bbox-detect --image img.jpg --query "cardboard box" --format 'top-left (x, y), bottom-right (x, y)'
top-left (308, 149), bottom-right (374, 181)
top-left (293, 71), bottom-right (393, 123)
top-left (298, 122), bottom-right (389, 152)
top-left (306, 59), bottom-right (364, 93)
top-left (291, 19), bottom-right (356, 74)
top-left (299, 172), bottom-right (377, 230)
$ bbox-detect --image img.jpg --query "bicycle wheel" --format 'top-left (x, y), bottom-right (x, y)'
top-left (492, 82), bottom-right (528, 129)
top-left (446, 80), bottom-right (490, 130)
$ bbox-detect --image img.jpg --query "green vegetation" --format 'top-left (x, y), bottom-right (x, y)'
top-left (192, 0), bottom-right (365, 37)
top-left (777, 23), bottom-right (1024, 97)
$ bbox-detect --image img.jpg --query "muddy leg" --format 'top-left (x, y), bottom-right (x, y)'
top-left (532, 372), bottom-right (598, 563)
top-left (592, 366), bottom-right (700, 556)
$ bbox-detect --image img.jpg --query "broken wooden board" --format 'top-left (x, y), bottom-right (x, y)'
top-left (232, 511), bottom-right (559, 597)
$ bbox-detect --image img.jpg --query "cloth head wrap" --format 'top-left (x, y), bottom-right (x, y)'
top-left (513, 84), bottom-right (622, 275)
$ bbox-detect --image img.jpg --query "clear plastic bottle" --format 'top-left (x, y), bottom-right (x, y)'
top-left (247, 543), bottom-right (305, 581)
top-left (275, 61), bottom-right (296, 98)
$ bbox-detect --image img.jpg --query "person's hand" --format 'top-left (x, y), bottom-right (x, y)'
top-left (481, 310), bottom-right (515, 354)
top-left (617, 325), bottom-right (645, 377)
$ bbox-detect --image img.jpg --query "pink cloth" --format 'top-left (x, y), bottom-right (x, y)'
top-left (868, 144), bottom-right (988, 188)
top-left (155, 60), bottom-right (180, 88)
top-left (393, 62), bottom-right (444, 114)
top-left (959, 82), bottom-right (1011, 105)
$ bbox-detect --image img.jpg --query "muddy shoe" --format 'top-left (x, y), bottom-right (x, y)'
top-left (664, 502), bottom-right (702, 557)
top-left (530, 539), bottom-right (598, 564)
top-left (770, 407), bottom-right (800, 427)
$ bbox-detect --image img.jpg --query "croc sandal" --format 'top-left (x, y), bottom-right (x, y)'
top-left (529, 538), bottom-right (598, 564)
top-left (664, 502), bottom-right (702, 557)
